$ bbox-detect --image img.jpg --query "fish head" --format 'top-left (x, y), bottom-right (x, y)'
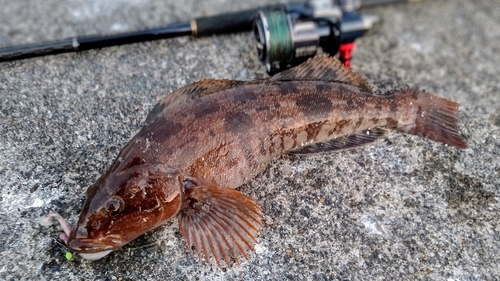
top-left (67, 161), bottom-right (183, 260)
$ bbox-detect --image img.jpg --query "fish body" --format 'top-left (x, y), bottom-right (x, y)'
top-left (63, 57), bottom-right (467, 266)
top-left (125, 81), bottom-right (425, 188)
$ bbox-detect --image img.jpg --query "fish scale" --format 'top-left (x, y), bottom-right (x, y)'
top-left (164, 80), bottom-right (411, 188)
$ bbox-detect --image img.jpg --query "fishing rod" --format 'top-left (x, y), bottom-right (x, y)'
top-left (0, 5), bottom-right (276, 63)
top-left (0, 0), bottom-right (418, 71)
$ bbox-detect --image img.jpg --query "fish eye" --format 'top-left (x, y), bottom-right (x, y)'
top-left (104, 196), bottom-right (124, 217)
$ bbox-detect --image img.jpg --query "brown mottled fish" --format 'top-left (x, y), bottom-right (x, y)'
top-left (42, 56), bottom-right (467, 267)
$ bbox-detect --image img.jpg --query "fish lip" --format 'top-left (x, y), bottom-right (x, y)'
top-left (67, 234), bottom-right (125, 253)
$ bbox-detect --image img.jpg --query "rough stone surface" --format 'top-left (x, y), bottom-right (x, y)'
top-left (0, 0), bottom-right (498, 280)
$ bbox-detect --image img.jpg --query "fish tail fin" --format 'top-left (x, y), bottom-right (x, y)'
top-left (405, 91), bottom-right (467, 149)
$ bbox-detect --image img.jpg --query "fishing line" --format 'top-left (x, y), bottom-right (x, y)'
top-left (265, 11), bottom-right (293, 63)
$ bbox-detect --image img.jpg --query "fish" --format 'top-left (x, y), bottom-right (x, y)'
top-left (41, 56), bottom-right (467, 267)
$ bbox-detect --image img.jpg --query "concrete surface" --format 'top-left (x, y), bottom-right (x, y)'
top-left (0, 0), bottom-right (499, 280)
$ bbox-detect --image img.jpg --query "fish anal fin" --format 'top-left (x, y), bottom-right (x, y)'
top-left (270, 55), bottom-right (372, 92)
top-left (291, 128), bottom-right (387, 155)
top-left (178, 183), bottom-right (263, 268)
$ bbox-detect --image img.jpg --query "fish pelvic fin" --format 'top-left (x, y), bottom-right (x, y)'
top-left (405, 91), bottom-right (467, 149)
top-left (269, 55), bottom-right (372, 93)
top-left (178, 184), bottom-right (263, 268)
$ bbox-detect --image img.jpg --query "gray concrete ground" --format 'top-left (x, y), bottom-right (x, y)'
top-left (1, 0), bottom-right (499, 280)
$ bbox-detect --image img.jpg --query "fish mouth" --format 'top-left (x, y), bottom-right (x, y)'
top-left (67, 234), bottom-right (125, 254)
top-left (79, 250), bottom-right (114, 260)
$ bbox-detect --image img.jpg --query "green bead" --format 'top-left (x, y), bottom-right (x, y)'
top-left (65, 251), bottom-right (73, 260)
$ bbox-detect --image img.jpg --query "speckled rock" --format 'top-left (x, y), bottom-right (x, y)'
top-left (0, 0), bottom-right (498, 280)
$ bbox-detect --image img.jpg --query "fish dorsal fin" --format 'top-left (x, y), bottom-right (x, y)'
top-left (145, 79), bottom-right (244, 124)
top-left (269, 56), bottom-right (372, 92)
top-left (178, 183), bottom-right (263, 268)
top-left (160, 79), bottom-right (245, 109)
top-left (291, 128), bottom-right (387, 155)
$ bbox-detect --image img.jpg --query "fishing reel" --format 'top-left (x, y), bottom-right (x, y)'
top-left (254, 1), bottom-right (343, 74)
top-left (253, 0), bottom-right (379, 74)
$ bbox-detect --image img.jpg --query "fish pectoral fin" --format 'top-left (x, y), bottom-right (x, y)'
top-left (269, 55), bottom-right (372, 92)
top-left (290, 128), bottom-right (387, 155)
top-left (178, 184), bottom-right (263, 268)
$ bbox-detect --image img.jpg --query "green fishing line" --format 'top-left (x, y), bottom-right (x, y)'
top-left (266, 11), bottom-right (292, 63)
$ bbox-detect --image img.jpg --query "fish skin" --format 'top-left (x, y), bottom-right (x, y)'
top-left (64, 56), bottom-right (467, 266)
top-left (144, 80), bottom-right (417, 188)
